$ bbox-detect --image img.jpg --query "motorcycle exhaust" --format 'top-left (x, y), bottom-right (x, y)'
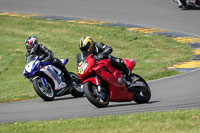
top-left (128, 82), bottom-right (146, 92)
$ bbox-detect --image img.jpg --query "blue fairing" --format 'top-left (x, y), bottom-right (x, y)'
top-left (23, 55), bottom-right (51, 78)
top-left (41, 61), bottom-right (52, 67)
top-left (23, 70), bottom-right (31, 77)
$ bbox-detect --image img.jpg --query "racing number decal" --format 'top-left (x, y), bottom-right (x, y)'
top-left (77, 62), bottom-right (88, 74)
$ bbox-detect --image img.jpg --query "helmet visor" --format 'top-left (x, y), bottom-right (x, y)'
top-left (80, 43), bottom-right (90, 51)
top-left (26, 43), bottom-right (34, 49)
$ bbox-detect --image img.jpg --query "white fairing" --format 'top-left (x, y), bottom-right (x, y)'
top-left (60, 59), bottom-right (65, 64)
top-left (40, 65), bottom-right (66, 90)
top-left (25, 61), bottom-right (34, 73)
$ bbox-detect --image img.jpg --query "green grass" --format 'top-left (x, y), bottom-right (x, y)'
top-left (0, 109), bottom-right (199, 133)
top-left (0, 15), bottom-right (192, 102)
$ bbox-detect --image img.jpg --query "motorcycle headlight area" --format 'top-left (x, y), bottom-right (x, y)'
top-left (25, 60), bottom-right (40, 73)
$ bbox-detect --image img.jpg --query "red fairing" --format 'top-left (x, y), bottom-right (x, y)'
top-left (83, 77), bottom-right (100, 85)
top-left (77, 53), bottom-right (134, 102)
top-left (92, 59), bottom-right (133, 102)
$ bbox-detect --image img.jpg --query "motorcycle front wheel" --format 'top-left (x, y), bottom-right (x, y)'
top-left (84, 82), bottom-right (109, 108)
top-left (130, 73), bottom-right (151, 104)
top-left (33, 78), bottom-right (55, 101)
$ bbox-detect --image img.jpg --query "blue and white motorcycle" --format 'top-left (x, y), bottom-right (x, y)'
top-left (23, 55), bottom-right (84, 101)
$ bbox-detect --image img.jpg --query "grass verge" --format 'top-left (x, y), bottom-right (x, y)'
top-left (0, 15), bottom-right (192, 102)
top-left (0, 109), bottom-right (199, 133)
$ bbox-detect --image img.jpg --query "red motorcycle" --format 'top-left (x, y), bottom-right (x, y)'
top-left (77, 51), bottom-right (151, 108)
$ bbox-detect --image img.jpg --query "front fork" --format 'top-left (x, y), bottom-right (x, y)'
top-left (40, 77), bottom-right (47, 86)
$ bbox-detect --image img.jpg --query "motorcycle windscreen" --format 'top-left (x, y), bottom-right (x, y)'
top-left (26, 55), bottom-right (38, 64)
top-left (77, 51), bottom-right (93, 66)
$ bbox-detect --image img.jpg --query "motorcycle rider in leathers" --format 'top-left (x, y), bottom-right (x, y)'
top-left (25, 36), bottom-right (72, 81)
top-left (78, 36), bottom-right (132, 87)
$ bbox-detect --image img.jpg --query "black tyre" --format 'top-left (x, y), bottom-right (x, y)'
top-left (69, 72), bottom-right (84, 97)
top-left (33, 78), bottom-right (55, 101)
top-left (84, 82), bottom-right (109, 108)
top-left (131, 73), bottom-right (151, 104)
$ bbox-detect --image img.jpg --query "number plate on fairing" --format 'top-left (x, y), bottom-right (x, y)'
top-left (77, 62), bottom-right (88, 74)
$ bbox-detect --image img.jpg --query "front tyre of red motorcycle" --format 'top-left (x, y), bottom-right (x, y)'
top-left (131, 74), bottom-right (151, 104)
top-left (84, 82), bottom-right (109, 108)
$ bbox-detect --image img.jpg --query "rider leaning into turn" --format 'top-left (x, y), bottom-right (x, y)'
top-left (25, 36), bottom-right (71, 81)
top-left (78, 36), bottom-right (132, 87)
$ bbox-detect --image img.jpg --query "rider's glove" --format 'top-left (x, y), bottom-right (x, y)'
top-left (97, 52), bottom-right (107, 59)
top-left (39, 55), bottom-right (45, 61)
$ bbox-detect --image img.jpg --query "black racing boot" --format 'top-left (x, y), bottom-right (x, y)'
top-left (62, 67), bottom-right (79, 83)
top-left (57, 61), bottom-right (72, 81)
top-left (120, 62), bottom-right (132, 87)
top-left (62, 68), bottom-right (71, 81)
top-left (53, 58), bottom-right (72, 81)
top-left (56, 62), bottom-right (72, 81)
top-left (122, 68), bottom-right (132, 88)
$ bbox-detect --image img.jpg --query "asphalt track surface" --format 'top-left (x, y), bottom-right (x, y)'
top-left (0, 0), bottom-right (200, 36)
top-left (0, 0), bottom-right (200, 123)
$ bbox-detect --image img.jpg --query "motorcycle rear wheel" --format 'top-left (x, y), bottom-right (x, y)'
top-left (33, 78), bottom-right (55, 101)
top-left (84, 82), bottom-right (109, 108)
top-left (69, 72), bottom-right (84, 97)
top-left (130, 73), bottom-right (151, 103)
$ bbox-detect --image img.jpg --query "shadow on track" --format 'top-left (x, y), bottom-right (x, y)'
top-left (55, 96), bottom-right (85, 101)
top-left (106, 101), bottom-right (160, 108)
top-left (181, 7), bottom-right (200, 10)
top-left (38, 95), bottom-right (85, 102)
